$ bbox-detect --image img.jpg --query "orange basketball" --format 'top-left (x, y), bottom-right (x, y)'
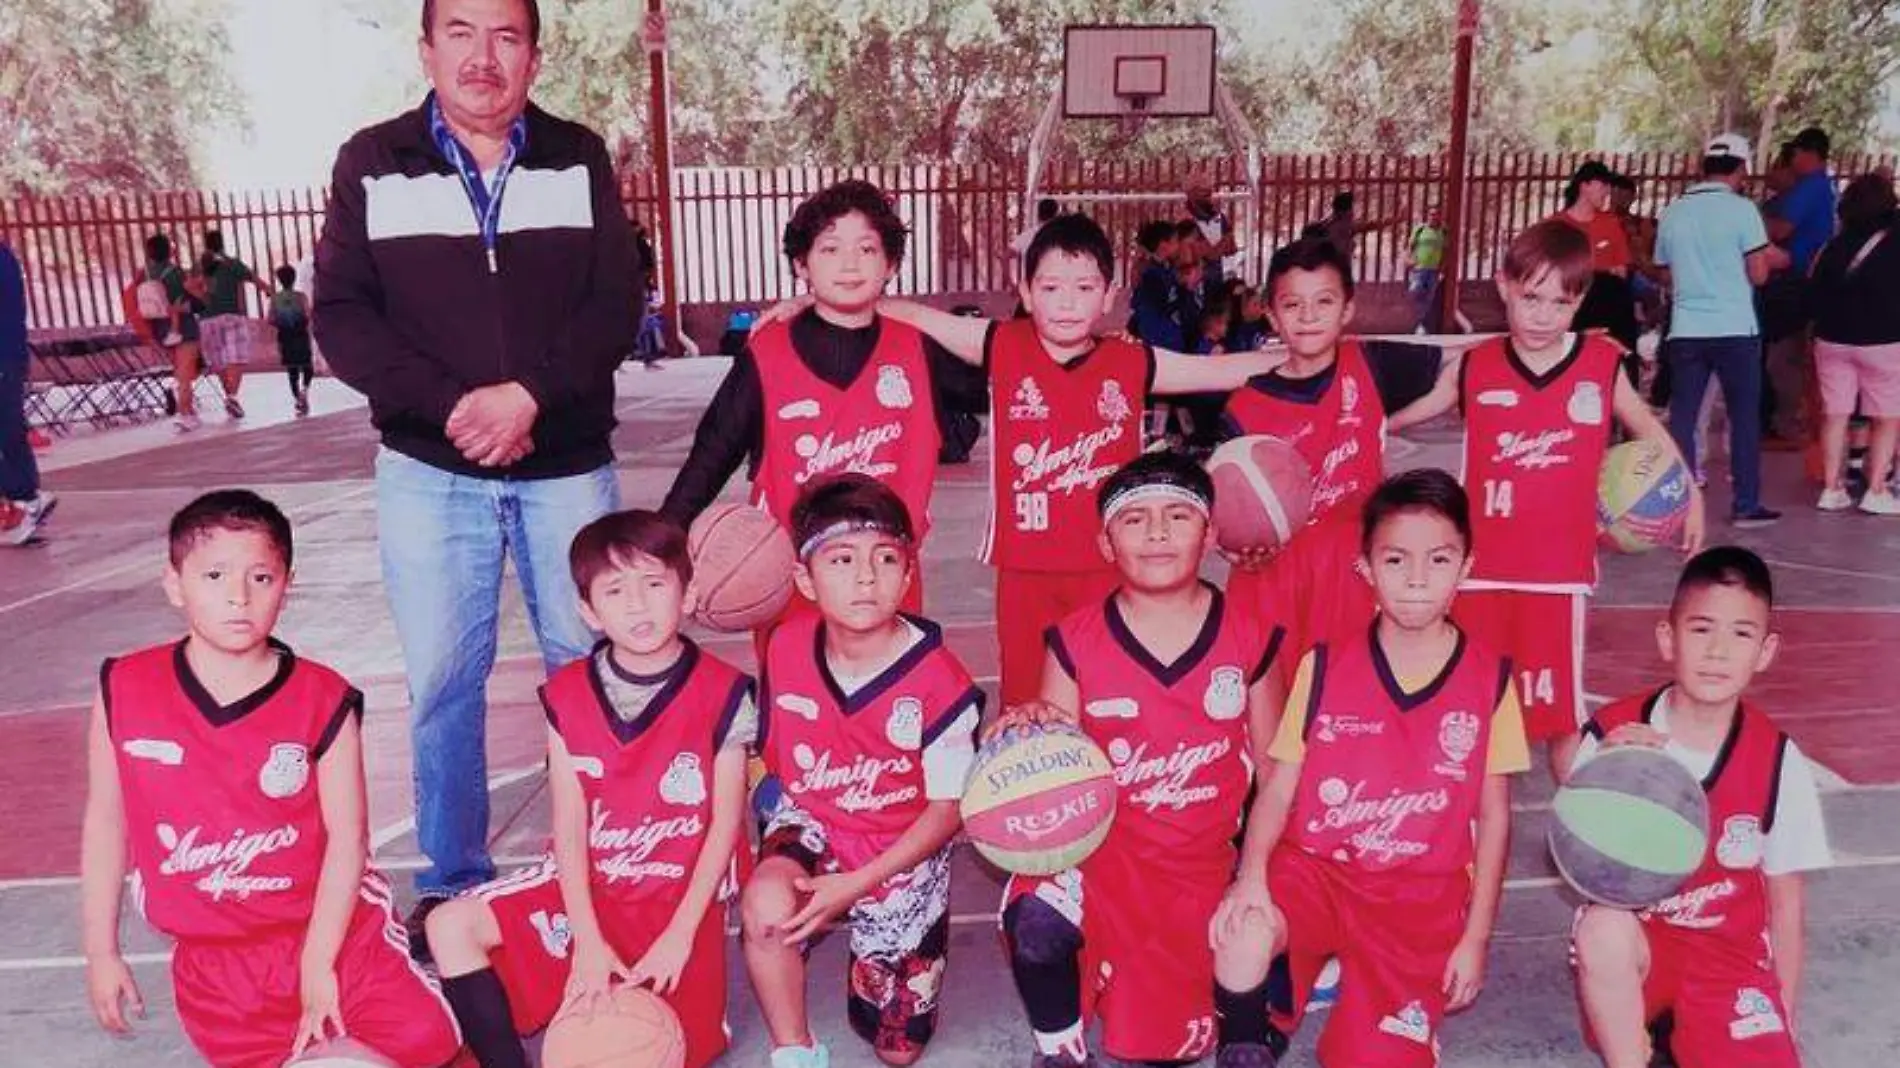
top-left (687, 504), bottom-right (797, 632)
top-left (542, 986), bottom-right (687, 1068)
top-left (1203, 435), bottom-right (1315, 554)
top-left (285, 1037), bottom-right (399, 1067)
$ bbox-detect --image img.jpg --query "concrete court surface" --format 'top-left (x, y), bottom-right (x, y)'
top-left (3, 357), bottom-right (1899, 1067)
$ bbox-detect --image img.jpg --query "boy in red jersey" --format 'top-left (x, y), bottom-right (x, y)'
top-left (742, 473), bottom-right (982, 1068)
top-left (79, 491), bottom-right (459, 1068)
top-left (1572, 547), bottom-right (1830, 1068)
top-left (992, 451), bottom-right (1288, 1068)
top-left (1210, 468), bottom-right (1528, 1068)
top-left (872, 213), bottom-right (1287, 704)
top-left (423, 511), bottom-right (752, 1068)
top-left (1389, 220), bottom-right (1706, 780)
top-left (1220, 237), bottom-right (1470, 660)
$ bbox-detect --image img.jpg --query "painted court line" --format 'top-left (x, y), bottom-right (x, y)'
top-left (368, 765), bottom-right (545, 851)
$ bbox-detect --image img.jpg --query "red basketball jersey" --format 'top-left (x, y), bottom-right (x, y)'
top-left (759, 613), bottom-right (981, 850)
top-left (1048, 587), bottom-right (1283, 879)
top-left (103, 640), bottom-right (359, 942)
top-left (541, 641), bottom-right (752, 913)
top-left (1590, 690), bottom-right (1785, 951)
top-left (1285, 625), bottom-right (1511, 875)
top-left (1222, 340), bottom-right (1386, 529)
top-left (1459, 334), bottom-right (1622, 590)
top-left (982, 319), bottom-right (1151, 570)
top-left (752, 317), bottom-right (941, 538)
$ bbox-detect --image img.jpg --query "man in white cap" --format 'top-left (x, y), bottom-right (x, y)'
top-left (1655, 133), bottom-right (1792, 527)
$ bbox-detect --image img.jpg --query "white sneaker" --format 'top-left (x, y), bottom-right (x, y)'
top-left (173, 413), bottom-right (201, 433)
top-left (1818, 487), bottom-right (1854, 512)
top-left (18, 492), bottom-right (57, 525)
top-left (1, 505), bottom-right (39, 547)
top-left (161, 331), bottom-right (182, 346)
top-left (1859, 490), bottom-right (1900, 516)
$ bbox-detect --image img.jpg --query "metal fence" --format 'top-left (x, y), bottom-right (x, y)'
top-left (6, 151), bottom-right (1892, 331)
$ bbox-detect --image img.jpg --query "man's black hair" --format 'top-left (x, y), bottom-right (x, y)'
top-left (782, 179), bottom-right (907, 267)
top-left (423, 0), bottom-right (542, 47)
top-left (168, 489), bottom-right (294, 569)
top-left (1023, 213), bottom-right (1114, 283)
top-left (1564, 160), bottom-right (1615, 207)
top-left (1096, 450), bottom-right (1215, 517)
top-left (1175, 219), bottom-right (1202, 241)
top-left (1036, 198), bottom-right (1060, 223)
top-left (202, 229), bottom-right (225, 254)
top-left (1136, 219), bottom-right (1179, 253)
top-left (145, 233), bottom-right (172, 264)
top-left (1790, 126), bottom-right (1830, 161)
top-left (1360, 468), bottom-right (1471, 555)
top-left (1702, 155), bottom-right (1746, 178)
top-left (1672, 546), bottom-right (1774, 616)
top-left (275, 264), bottom-right (296, 289)
top-left (1331, 191), bottom-right (1354, 213)
top-left (1265, 236), bottom-right (1356, 302)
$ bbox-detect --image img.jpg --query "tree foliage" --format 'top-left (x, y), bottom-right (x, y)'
top-left (0, 0), bottom-right (238, 195)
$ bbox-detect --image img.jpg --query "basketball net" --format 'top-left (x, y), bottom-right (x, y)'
top-left (1117, 93), bottom-right (1154, 139)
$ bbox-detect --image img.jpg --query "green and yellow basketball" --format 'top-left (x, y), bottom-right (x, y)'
top-left (1548, 746), bottom-right (1709, 909)
top-left (961, 723), bottom-right (1118, 875)
top-left (1597, 440), bottom-right (1692, 554)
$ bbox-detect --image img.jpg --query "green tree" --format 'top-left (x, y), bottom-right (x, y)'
top-left (0, 0), bottom-right (237, 195)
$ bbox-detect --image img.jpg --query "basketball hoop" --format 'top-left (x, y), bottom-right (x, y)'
top-left (1117, 92), bottom-right (1156, 137)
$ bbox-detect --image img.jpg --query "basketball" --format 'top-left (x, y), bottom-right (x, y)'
top-left (687, 504), bottom-right (797, 632)
top-left (1204, 435), bottom-right (1315, 555)
top-left (542, 985), bottom-right (688, 1068)
top-left (961, 722), bottom-right (1118, 875)
top-left (286, 1038), bottom-right (399, 1067)
top-left (1597, 440), bottom-right (1692, 554)
top-left (1548, 746), bottom-right (1710, 910)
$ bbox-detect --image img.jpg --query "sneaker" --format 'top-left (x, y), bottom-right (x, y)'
top-left (769, 1043), bottom-right (830, 1068)
top-left (1859, 490), bottom-right (1900, 516)
top-left (1731, 506), bottom-right (1783, 529)
top-left (294, 394), bottom-right (311, 417)
top-left (173, 412), bottom-right (201, 433)
top-left (1818, 487), bottom-right (1854, 512)
top-left (1216, 1042), bottom-right (1281, 1068)
top-left (224, 396), bottom-right (246, 419)
top-left (1, 501), bottom-right (41, 546)
top-left (405, 896), bottom-right (449, 963)
top-left (18, 492), bottom-right (58, 525)
top-left (161, 330), bottom-right (182, 346)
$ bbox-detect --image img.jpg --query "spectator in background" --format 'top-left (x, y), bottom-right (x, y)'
top-left (1557, 161), bottom-right (1640, 359)
top-left (1, 236), bottom-right (54, 547)
top-left (1224, 280), bottom-right (1271, 352)
top-left (1406, 209), bottom-right (1446, 333)
top-left (1810, 173), bottom-right (1900, 514)
top-left (1610, 174), bottom-right (1665, 328)
top-left (140, 234), bottom-right (207, 432)
top-left (269, 264), bottom-right (314, 416)
top-left (1762, 127), bottom-right (1838, 446)
top-left (1129, 219), bottom-right (1185, 350)
top-left (1655, 133), bottom-right (1792, 528)
top-left (1008, 197), bottom-right (1060, 265)
top-left (1185, 179), bottom-right (1238, 287)
top-left (194, 228), bottom-right (270, 421)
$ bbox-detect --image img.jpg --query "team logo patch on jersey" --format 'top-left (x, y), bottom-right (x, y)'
top-left (1097, 380), bottom-right (1133, 423)
top-left (122, 738), bottom-right (184, 766)
top-left (1715, 814), bottom-right (1765, 869)
top-left (1317, 777), bottom-right (1351, 806)
top-left (1106, 738), bottom-right (1133, 765)
top-left (570, 755), bottom-right (606, 780)
top-left (777, 693), bottom-right (821, 722)
top-left (888, 697), bottom-right (924, 750)
top-left (659, 753), bottom-right (708, 806)
top-left (1010, 377), bottom-right (1050, 421)
top-left (1312, 715), bottom-right (1385, 744)
top-left (529, 909), bottom-right (573, 960)
top-left (778, 398), bottom-right (822, 420)
top-left (1476, 388), bottom-right (1520, 408)
top-left (1085, 697), bottom-right (1139, 721)
top-left (1434, 711), bottom-right (1480, 780)
top-left (1729, 987), bottom-right (1786, 1040)
top-left (1339, 374), bottom-right (1362, 426)
top-left (1203, 665), bottom-right (1247, 721)
top-left (792, 743), bottom-right (817, 771)
top-left (1568, 381), bottom-right (1606, 425)
top-left (257, 743), bottom-right (310, 799)
top-left (876, 365), bottom-right (915, 409)
top-left (1377, 1000), bottom-right (1432, 1045)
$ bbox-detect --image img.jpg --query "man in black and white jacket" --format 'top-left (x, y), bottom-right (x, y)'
top-left (314, 0), bottom-right (639, 952)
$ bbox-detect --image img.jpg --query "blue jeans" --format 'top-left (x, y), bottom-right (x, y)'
top-left (1407, 268), bottom-right (1442, 333)
top-left (0, 364), bottom-right (39, 501)
top-left (1666, 336), bottom-right (1764, 514)
top-left (375, 447), bottom-right (619, 897)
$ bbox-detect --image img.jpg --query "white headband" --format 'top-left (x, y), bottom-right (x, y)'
top-left (797, 519), bottom-right (912, 561)
top-left (1101, 482), bottom-right (1211, 522)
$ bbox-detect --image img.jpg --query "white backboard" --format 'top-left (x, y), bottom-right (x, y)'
top-left (1062, 25), bottom-right (1217, 119)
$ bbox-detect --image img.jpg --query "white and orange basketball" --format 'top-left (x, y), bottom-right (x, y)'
top-left (1204, 435), bottom-right (1315, 555)
top-left (687, 504), bottom-right (796, 632)
top-left (286, 1038), bottom-right (399, 1067)
top-left (961, 722), bottom-right (1117, 875)
top-left (542, 985), bottom-right (687, 1068)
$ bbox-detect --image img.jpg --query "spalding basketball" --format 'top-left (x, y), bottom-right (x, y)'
top-left (1204, 435), bottom-right (1315, 555)
top-left (543, 985), bottom-right (688, 1068)
top-left (688, 504), bottom-right (796, 632)
top-left (962, 722), bottom-right (1117, 875)
top-left (286, 1038), bottom-right (399, 1067)
top-left (1598, 440), bottom-right (1692, 554)
top-left (1549, 746), bottom-right (1709, 910)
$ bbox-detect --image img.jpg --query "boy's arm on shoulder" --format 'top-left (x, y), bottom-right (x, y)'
top-left (1152, 343), bottom-right (1287, 395)
top-left (879, 298), bottom-right (989, 365)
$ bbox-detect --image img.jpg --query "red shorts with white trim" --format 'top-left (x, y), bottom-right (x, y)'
top-left (1454, 587), bottom-right (1586, 741)
top-left (1267, 848), bottom-right (1470, 1068)
top-left (1577, 918), bottom-right (1800, 1068)
top-left (171, 878), bottom-right (460, 1068)
top-left (997, 566), bottom-right (1120, 705)
top-left (1229, 517), bottom-right (1369, 661)
top-left (476, 864), bottom-right (729, 1067)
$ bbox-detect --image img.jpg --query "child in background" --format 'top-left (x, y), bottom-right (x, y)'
top-left (269, 265), bottom-right (314, 417)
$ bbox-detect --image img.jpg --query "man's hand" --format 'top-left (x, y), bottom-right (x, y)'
top-left (446, 382), bottom-right (538, 467)
top-left (780, 872), bottom-right (863, 946)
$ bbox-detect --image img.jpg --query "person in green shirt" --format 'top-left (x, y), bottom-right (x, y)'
top-left (192, 229), bottom-right (271, 422)
top-left (1407, 211), bottom-right (1446, 333)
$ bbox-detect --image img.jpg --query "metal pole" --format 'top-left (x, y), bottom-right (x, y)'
top-left (645, 0), bottom-right (681, 355)
top-left (1440, 0), bottom-right (1478, 329)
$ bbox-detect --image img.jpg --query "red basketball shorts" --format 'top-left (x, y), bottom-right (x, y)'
top-left (1267, 848), bottom-right (1470, 1068)
top-left (997, 566), bottom-right (1120, 705)
top-left (475, 863), bottom-right (729, 1067)
top-left (753, 569), bottom-right (926, 665)
top-left (171, 879), bottom-right (460, 1068)
top-left (1004, 848), bottom-right (1228, 1063)
top-left (1229, 517), bottom-right (1369, 660)
top-left (1454, 587), bottom-right (1586, 741)
top-left (1576, 918), bottom-right (1800, 1068)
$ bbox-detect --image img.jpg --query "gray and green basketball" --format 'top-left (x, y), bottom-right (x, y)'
top-left (1549, 746), bottom-right (1709, 909)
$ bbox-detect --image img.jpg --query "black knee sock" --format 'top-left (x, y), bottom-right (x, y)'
top-left (1001, 896), bottom-right (1084, 1037)
top-left (1215, 976), bottom-right (1274, 1048)
top-left (440, 968), bottom-right (529, 1068)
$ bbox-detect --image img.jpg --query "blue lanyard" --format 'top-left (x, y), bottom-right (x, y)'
top-left (428, 95), bottom-right (528, 272)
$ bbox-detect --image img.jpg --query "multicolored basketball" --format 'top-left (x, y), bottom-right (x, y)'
top-left (542, 985), bottom-right (688, 1068)
top-left (961, 722), bottom-right (1118, 875)
top-left (1204, 435), bottom-right (1315, 554)
top-left (1549, 746), bottom-right (1710, 910)
top-left (1597, 440), bottom-right (1692, 553)
top-left (688, 504), bottom-right (797, 631)
top-left (286, 1038), bottom-right (399, 1067)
